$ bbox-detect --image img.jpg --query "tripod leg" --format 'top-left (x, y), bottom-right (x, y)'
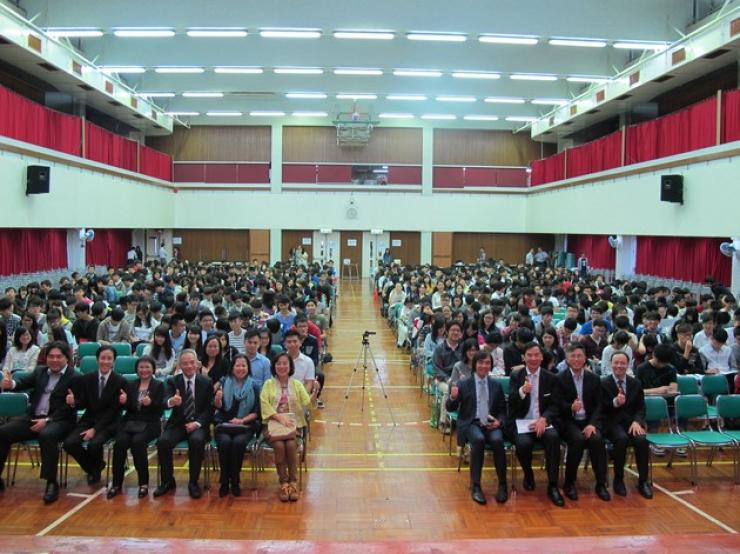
top-left (336, 345), bottom-right (364, 428)
top-left (366, 344), bottom-right (397, 428)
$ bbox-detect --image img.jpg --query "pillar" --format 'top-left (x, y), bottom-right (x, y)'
top-left (614, 235), bottom-right (637, 280)
top-left (421, 231), bottom-right (432, 264)
top-left (731, 236), bottom-right (740, 295)
top-left (270, 228), bottom-right (282, 265)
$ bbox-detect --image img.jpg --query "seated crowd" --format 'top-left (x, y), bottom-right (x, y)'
top-left (0, 258), bottom-right (335, 503)
top-left (376, 259), bottom-right (739, 505)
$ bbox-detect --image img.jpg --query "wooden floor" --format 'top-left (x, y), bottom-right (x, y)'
top-left (0, 279), bottom-right (738, 548)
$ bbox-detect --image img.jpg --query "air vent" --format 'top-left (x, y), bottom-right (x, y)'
top-left (703, 48), bottom-right (729, 59)
top-left (38, 62), bottom-right (58, 72)
top-left (78, 84), bottom-right (94, 91)
top-left (616, 93), bottom-right (632, 101)
top-left (652, 74), bottom-right (674, 83)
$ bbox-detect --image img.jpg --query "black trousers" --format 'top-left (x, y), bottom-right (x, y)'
top-left (63, 423), bottom-right (116, 475)
top-left (513, 427), bottom-right (561, 486)
top-left (316, 371), bottom-right (325, 398)
top-left (561, 420), bottom-right (607, 486)
top-left (215, 428), bottom-right (256, 485)
top-left (604, 424), bottom-right (650, 483)
top-left (157, 426), bottom-right (208, 484)
top-left (111, 424), bottom-right (160, 487)
top-left (466, 424), bottom-right (507, 487)
top-left (0, 416), bottom-right (74, 482)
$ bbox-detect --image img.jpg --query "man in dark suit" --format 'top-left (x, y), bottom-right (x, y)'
top-left (555, 342), bottom-right (610, 501)
top-left (447, 351), bottom-right (508, 504)
top-left (0, 341), bottom-right (78, 503)
top-left (601, 351), bottom-right (653, 499)
top-left (63, 345), bottom-right (127, 485)
top-left (508, 342), bottom-right (565, 507)
top-left (154, 349), bottom-right (213, 499)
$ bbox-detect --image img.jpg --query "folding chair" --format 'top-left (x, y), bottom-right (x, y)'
top-left (111, 343), bottom-right (132, 357)
top-left (700, 374), bottom-right (729, 420)
top-left (0, 393), bottom-right (30, 485)
top-left (676, 374), bottom-right (699, 395)
top-left (135, 343), bottom-right (148, 357)
top-left (208, 435), bottom-right (260, 490)
top-left (643, 396), bottom-right (694, 484)
top-left (716, 395), bottom-right (740, 484)
top-left (79, 356), bottom-right (98, 375)
top-left (254, 428), bottom-right (307, 490)
top-left (114, 356), bottom-right (138, 375)
top-left (156, 440), bottom-right (211, 490)
top-left (78, 342), bottom-right (101, 359)
top-left (456, 436), bottom-right (517, 493)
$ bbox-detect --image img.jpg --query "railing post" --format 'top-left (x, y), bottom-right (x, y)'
top-left (716, 89), bottom-right (723, 145)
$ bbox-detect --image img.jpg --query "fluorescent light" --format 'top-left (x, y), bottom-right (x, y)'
top-left (549, 38), bottom-right (607, 48)
top-left (100, 66), bottom-right (146, 74)
top-left (182, 92), bottom-right (224, 98)
top-left (379, 113), bottom-right (415, 119)
top-left (421, 114), bottom-right (456, 120)
top-left (166, 111), bottom-right (199, 116)
top-left (436, 95), bottom-right (476, 103)
top-left (336, 93), bottom-right (377, 100)
top-left (260, 29), bottom-right (321, 39)
top-left (406, 32), bottom-right (466, 42)
top-left (113, 29), bottom-right (175, 38)
top-left (393, 69), bottom-right (442, 77)
top-left (292, 111), bottom-right (328, 117)
top-left (464, 115), bottom-right (499, 121)
top-left (333, 31), bottom-right (394, 40)
top-left (510, 73), bottom-right (558, 81)
top-left (334, 68), bottom-right (383, 76)
top-left (531, 98), bottom-right (568, 105)
top-left (186, 29), bottom-right (247, 38)
top-left (567, 76), bottom-right (609, 83)
top-left (155, 67), bottom-right (204, 74)
top-left (286, 92), bottom-right (328, 99)
top-left (484, 97), bottom-right (526, 104)
top-left (206, 111), bottom-right (242, 117)
top-left (373, 169), bottom-right (388, 173)
top-left (386, 94), bottom-right (427, 101)
top-left (452, 71), bottom-right (500, 80)
top-left (479, 34), bottom-right (538, 45)
top-left (47, 28), bottom-right (103, 38)
top-left (214, 67), bottom-right (263, 74)
top-left (274, 67), bottom-right (324, 75)
top-left (613, 41), bottom-right (668, 51)
top-left (249, 111), bottom-right (286, 116)
top-left (506, 116), bottom-right (537, 122)
top-left (140, 92), bottom-right (176, 98)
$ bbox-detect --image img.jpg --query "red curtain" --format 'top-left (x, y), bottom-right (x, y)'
top-left (686, 96), bottom-right (717, 151)
top-left (0, 228), bottom-right (68, 276)
top-left (85, 229), bottom-right (131, 268)
top-left (626, 118), bottom-right (659, 164)
top-left (721, 89), bottom-right (740, 144)
top-left (567, 235), bottom-right (616, 269)
top-left (84, 122), bottom-right (138, 172)
top-left (636, 236), bottom-right (731, 285)
top-left (530, 151), bottom-right (565, 186)
top-left (139, 144), bottom-right (173, 181)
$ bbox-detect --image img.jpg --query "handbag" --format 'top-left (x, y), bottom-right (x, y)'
top-left (215, 422), bottom-right (249, 435)
top-left (267, 413), bottom-right (297, 441)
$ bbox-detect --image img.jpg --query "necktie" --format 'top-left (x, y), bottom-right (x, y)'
top-left (183, 379), bottom-right (195, 421)
top-left (99, 375), bottom-right (105, 398)
top-left (476, 379), bottom-right (488, 424)
top-left (530, 373), bottom-right (539, 419)
top-left (617, 379), bottom-right (625, 395)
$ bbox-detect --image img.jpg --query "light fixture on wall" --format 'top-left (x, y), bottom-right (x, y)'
top-left (719, 240), bottom-right (740, 258)
top-left (608, 235), bottom-right (623, 249)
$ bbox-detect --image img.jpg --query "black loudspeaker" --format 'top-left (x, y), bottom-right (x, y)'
top-left (26, 165), bottom-right (50, 195)
top-left (660, 174), bottom-right (683, 204)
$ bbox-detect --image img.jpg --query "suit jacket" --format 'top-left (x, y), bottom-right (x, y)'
top-left (446, 374), bottom-right (507, 447)
top-left (163, 373), bottom-right (213, 430)
top-left (122, 377), bottom-right (165, 426)
top-left (12, 365), bottom-right (78, 423)
top-left (74, 370), bottom-right (127, 432)
top-left (554, 368), bottom-right (603, 431)
top-left (508, 367), bottom-right (559, 430)
top-left (600, 374), bottom-right (646, 431)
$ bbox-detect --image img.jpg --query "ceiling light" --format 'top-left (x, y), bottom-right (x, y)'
top-left (214, 67), bottom-right (263, 74)
top-left (452, 71), bottom-right (500, 80)
top-left (260, 29), bottom-right (321, 39)
top-left (139, 92), bottom-right (176, 98)
top-left (386, 94), bottom-right (427, 101)
top-left (333, 31), bottom-right (394, 40)
top-left (567, 76), bottom-right (609, 83)
top-left (182, 92), bottom-right (224, 98)
top-left (206, 111), bottom-right (242, 117)
top-left (292, 111), bottom-right (328, 117)
top-left (485, 97), bottom-right (526, 104)
top-left (100, 66), bottom-right (146, 74)
top-left (549, 38), bottom-right (607, 48)
top-left (155, 67), bottom-right (204, 74)
top-left (250, 111), bottom-right (286, 116)
top-left (393, 69), bottom-right (442, 77)
top-left (336, 93), bottom-right (377, 100)
top-left (286, 92), bottom-right (328, 99)
top-left (113, 29), bottom-right (175, 38)
top-left (464, 115), bottom-right (499, 121)
top-left (406, 33), bottom-right (466, 42)
top-left (531, 98), bottom-right (568, 105)
top-left (510, 73), bottom-right (558, 81)
top-left (506, 116), bottom-right (537, 122)
top-left (421, 114), bottom-right (456, 120)
top-left (46, 28), bottom-right (103, 38)
top-left (333, 68), bottom-right (383, 76)
top-left (436, 95), bottom-right (476, 102)
top-left (479, 34), bottom-right (538, 45)
top-left (274, 67), bottom-right (324, 75)
top-left (379, 113), bottom-right (415, 119)
top-left (186, 29), bottom-right (247, 38)
top-left (166, 111), bottom-right (199, 116)
top-left (613, 41), bottom-right (668, 51)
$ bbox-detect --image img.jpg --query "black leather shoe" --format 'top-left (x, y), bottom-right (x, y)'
top-left (613, 480), bottom-right (627, 497)
top-left (595, 484), bottom-right (611, 501)
top-left (471, 485), bottom-right (487, 505)
top-left (188, 481), bottom-right (202, 499)
top-left (137, 486), bottom-right (149, 498)
top-left (638, 481), bottom-right (654, 499)
top-left (106, 486), bottom-right (121, 499)
top-left (564, 482), bottom-right (578, 501)
top-left (231, 483), bottom-right (241, 497)
top-left (218, 483), bottom-right (229, 498)
top-left (153, 480), bottom-right (175, 497)
top-left (522, 473), bottom-right (535, 491)
top-left (87, 470), bottom-right (102, 486)
top-left (495, 484), bottom-right (509, 504)
top-left (43, 481), bottom-right (59, 504)
top-left (547, 485), bottom-right (565, 507)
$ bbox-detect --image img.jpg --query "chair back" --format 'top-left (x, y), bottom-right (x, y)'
top-left (135, 343), bottom-right (148, 357)
top-left (111, 343), bottom-right (132, 357)
top-left (494, 376), bottom-right (510, 396)
top-left (270, 345), bottom-right (284, 355)
top-left (717, 394), bottom-right (740, 419)
top-left (0, 392), bottom-right (28, 417)
top-left (677, 375), bottom-right (698, 395)
top-left (675, 394), bottom-right (708, 421)
top-left (122, 373), bottom-right (139, 383)
top-left (644, 396), bottom-right (668, 424)
top-left (80, 356), bottom-right (98, 375)
top-left (114, 356), bottom-right (138, 375)
top-left (78, 342), bottom-right (101, 359)
top-left (701, 374), bottom-right (729, 398)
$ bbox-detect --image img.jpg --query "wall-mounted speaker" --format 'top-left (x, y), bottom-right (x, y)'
top-left (26, 165), bottom-right (50, 195)
top-left (660, 174), bottom-right (683, 204)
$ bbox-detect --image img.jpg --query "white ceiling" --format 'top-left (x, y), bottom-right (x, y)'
top-left (18, 0), bottom-right (699, 131)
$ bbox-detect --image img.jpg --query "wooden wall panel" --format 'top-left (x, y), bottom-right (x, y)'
top-left (175, 230), bottom-right (250, 262)
top-left (283, 127), bottom-right (422, 164)
top-left (433, 129), bottom-right (555, 166)
top-left (452, 233), bottom-right (555, 265)
top-left (340, 230), bottom-right (363, 267)
top-left (249, 229), bottom-right (270, 263)
top-left (281, 230), bottom-right (314, 262)
top-left (147, 126), bottom-right (271, 161)
top-left (390, 231), bottom-right (421, 266)
top-left (432, 232), bottom-right (453, 268)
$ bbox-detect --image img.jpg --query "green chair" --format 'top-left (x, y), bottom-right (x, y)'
top-left (677, 375), bottom-right (699, 395)
top-left (114, 356), bottom-right (138, 375)
top-left (77, 342), bottom-right (101, 359)
top-left (270, 344), bottom-right (283, 356)
top-left (111, 343), bottom-right (132, 357)
top-left (456, 436), bottom-right (517, 493)
top-left (494, 376), bottom-right (510, 398)
top-left (135, 343), bottom-right (148, 357)
top-left (716, 395), bottom-right (740, 484)
top-left (700, 374), bottom-right (729, 419)
top-left (644, 396), bottom-right (694, 484)
top-left (79, 356), bottom-right (98, 375)
top-left (122, 373), bottom-right (139, 383)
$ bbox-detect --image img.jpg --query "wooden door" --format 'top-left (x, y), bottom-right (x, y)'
top-left (281, 230), bottom-right (314, 262)
top-left (340, 230), bottom-right (363, 268)
top-left (390, 231), bottom-right (421, 266)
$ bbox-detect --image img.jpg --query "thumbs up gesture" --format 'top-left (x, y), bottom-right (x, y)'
top-left (141, 390), bottom-right (151, 407)
top-left (215, 386), bottom-right (223, 401)
top-left (118, 388), bottom-right (127, 405)
top-left (521, 374), bottom-right (533, 395)
top-left (66, 388), bottom-right (75, 407)
top-left (572, 398), bottom-right (583, 413)
top-left (615, 389), bottom-right (626, 407)
top-left (170, 388), bottom-right (182, 407)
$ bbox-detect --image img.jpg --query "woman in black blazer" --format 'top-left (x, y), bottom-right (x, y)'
top-left (107, 355), bottom-right (164, 499)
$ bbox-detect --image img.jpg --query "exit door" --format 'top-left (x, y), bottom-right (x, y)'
top-left (362, 231), bottom-right (390, 278)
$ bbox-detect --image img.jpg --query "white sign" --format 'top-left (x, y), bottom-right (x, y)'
top-left (391, 239), bottom-right (402, 247)
top-left (172, 237), bottom-right (183, 245)
top-left (347, 239), bottom-right (357, 247)
top-left (302, 237), bottom-right (312, 245)
top-left (342, 258), bottom-right (351, 265)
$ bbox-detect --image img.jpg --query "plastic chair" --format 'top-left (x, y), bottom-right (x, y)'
top-left (77, 342), bottom-right (101, 359)
top-left (79, 356), bottom-right (98, 375)
top-left (111, 343), bottom-right (132, 357)
top-left (114, 356), bottom-right (138, 375)
top-left (135, 343), bottom-right (148, 357)
top-left (643, 396), bottom-right (694, 484)
top-left (700, 374), bottom-right (729, 419)
top-left (254, 428), bottom-right (307, 490)
top-left (716, 395), bottom-right (740, 484)
top-left (270, 345), bottom-right (284, 356)
top-left (493, 376), bottom-right (510, 398)
top-left (677, 375), bottom-right (699, 395)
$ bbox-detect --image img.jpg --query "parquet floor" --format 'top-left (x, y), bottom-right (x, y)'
top-left (0, 279), bottom-right (738, 547)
